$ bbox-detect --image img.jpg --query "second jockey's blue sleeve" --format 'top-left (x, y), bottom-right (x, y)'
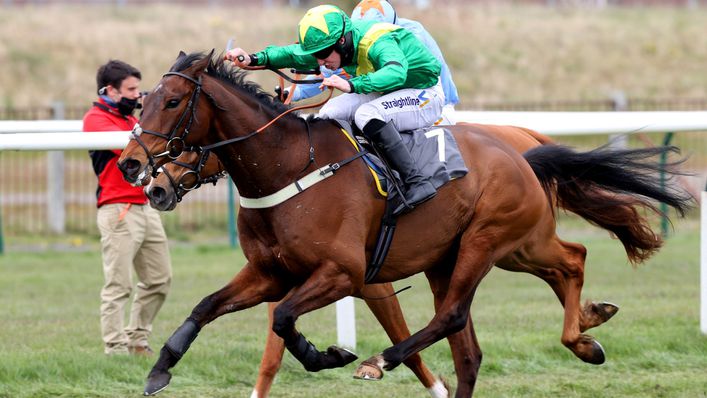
top-left (291, 68), bottom-right (348, 102)
top-left (399, 18), bottom-right (459, 106)
top-left (291, 76), bottom-right (326, 102)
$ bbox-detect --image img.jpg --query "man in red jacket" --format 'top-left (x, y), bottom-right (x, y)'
top-left (83, 60), bottom-right (171, 356)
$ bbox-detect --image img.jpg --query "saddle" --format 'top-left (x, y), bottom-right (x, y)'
top-left (335, 120), bottom-right (468, 282)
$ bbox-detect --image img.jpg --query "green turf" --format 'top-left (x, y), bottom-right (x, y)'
top-left (1, 217), bottom-right (706, 397)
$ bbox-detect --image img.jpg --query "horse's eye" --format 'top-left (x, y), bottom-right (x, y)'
top-left (166, 99), bottom-right (181, 109)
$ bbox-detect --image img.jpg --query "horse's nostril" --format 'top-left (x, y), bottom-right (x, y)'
top-left (150, 187), bottom-right (166, 203)
top-left (126, 159), bottom-right (141, 173)
top-left (118, 158), bottom-right (142, 180)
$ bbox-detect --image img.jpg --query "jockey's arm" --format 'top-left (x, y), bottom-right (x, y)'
top-left (349, 38), bottom-right (408, 94)
top-left (254, 44), bottom-right (319, 70)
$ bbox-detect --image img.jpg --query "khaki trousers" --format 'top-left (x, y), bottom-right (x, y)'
top-left (97, 203), bottom-right (171, 353)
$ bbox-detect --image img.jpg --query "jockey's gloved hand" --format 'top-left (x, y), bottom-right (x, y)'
top-left (274, 85), bottom-right (290, 103)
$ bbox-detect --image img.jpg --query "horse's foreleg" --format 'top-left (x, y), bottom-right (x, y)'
top-left (426, 269), bottom-right (480, 398)
top-left (144, 263), bottom-right (284, 396)
top-left (271, 261), bottom-right (358, 372)
top-left (251, 302), bottom-right (285, 398)
top-left (444, 317), bottom-right (481, 398)
top-left (357, 283), bottom-right (448, 398)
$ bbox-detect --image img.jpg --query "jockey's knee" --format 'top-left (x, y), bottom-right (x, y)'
top-left (354, 103), bottom-right (385, 131)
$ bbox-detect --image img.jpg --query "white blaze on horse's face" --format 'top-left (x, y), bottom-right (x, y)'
top-left (143, 166), bottom-right (164, 191)
top-left (132, 165), bottom-right (153, 187)
top-left (130, 123), bottom-right (143, 140)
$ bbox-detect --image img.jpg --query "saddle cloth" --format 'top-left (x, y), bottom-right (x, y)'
top-left (336, 120), bottom-right (469, 207)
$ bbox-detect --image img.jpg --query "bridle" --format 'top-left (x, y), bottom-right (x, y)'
top-left (159, 148), bottom-right (226, 203)
top-left (131, 68), bottom-right (333, 177)
top-left (130, 71), bottom-right (203, 176)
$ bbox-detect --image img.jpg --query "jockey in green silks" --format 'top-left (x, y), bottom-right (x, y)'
top-left (226, 4), bottom-right (444, 215)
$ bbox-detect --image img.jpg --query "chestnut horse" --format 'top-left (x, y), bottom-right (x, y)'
top-left (118, 52), bottom-right (691, 397)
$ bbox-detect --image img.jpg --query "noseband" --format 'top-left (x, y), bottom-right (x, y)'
top-left (160, 148), bottom-right (226, 202)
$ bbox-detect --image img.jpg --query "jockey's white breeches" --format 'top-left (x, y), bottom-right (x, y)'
top-left (319, 79), bottom-right (445, 131)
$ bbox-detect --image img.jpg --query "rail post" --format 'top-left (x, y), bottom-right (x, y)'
top-left (659, 132), bottom-right (674, 237)
top-left (609, 91), bottom-right (628, 149)
top-left (47, 101), bottom-right (66, 234)
top-left (0, 197), bottom-right (4, 255)
top-left (702, 188), bottom-right (707, 334)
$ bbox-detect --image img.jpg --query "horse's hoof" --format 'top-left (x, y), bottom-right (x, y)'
top-left (595, 302), bottom-right (619, 322)
top-left (326, 345), bottom-right (358, 367)
top-left (581, 301), bottom-right (620, 332)
top-left (144, 370), bottom-right (171, 396)
top-left (577, 336), bottom-right (606, 365)
top-left (353, 356), bottom-right (384, 381)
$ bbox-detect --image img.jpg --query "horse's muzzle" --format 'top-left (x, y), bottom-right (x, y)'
top-left (146, 186), bottom-right (177, 211)
top-left (117, 158), bottom-right (145, 184)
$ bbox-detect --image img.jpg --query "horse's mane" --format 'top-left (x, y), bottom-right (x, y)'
top-left (170, 51), bottom-right (291, 115)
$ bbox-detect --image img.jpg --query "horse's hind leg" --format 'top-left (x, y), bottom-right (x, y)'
top-left (580, 300), bottom-right (619, 332)
top-left (358, 283), bottom-right (449, 398)
top-left (525, 238), bottom-right (609, 364)
top-left (144, 263), bottom-right (285, 396)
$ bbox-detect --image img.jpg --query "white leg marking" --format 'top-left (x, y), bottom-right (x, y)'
top-left (427, 379), bottom-right (448, 398)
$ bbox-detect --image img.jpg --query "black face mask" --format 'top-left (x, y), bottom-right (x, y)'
top-left (117, 97), bottom-right (141, 116)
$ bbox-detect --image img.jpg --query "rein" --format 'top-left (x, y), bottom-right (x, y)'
top-left (133, 68), bottom-right (333, 161)
top-left (244, 64), bottom-right (322, 105)
top-left (200, 88), bottom-right (333, 152)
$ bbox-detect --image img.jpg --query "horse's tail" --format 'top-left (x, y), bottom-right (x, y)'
top-left (523, 144), bottom-right (694, 264)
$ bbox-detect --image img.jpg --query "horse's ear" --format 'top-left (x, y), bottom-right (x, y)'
top-left (188, 50), bottom-right (214, 78)
top-left (176, 51), bottom-right (187, 60)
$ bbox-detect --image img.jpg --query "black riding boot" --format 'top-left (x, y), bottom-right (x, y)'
top-left (363, 120), bottom-right (437, 215)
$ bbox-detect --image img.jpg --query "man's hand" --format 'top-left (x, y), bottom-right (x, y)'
top-left (319, 74), bottom-right (351, 93)
top-left (224, 48), bottom-right (251, 68)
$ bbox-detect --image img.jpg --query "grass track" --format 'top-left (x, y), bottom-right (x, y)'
top-left (1, 217), bottom-right (706, 397)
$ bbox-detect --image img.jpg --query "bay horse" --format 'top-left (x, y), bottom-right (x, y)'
top-left (148, 150), bottom-right (449, 398)
top-left (144, 124), bottom-right (557, 398)
top-left (118, 52), bottom-right (691, 397)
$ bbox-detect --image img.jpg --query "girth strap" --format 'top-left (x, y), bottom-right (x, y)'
top-left (365, 201), bottom-right (398, 283)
